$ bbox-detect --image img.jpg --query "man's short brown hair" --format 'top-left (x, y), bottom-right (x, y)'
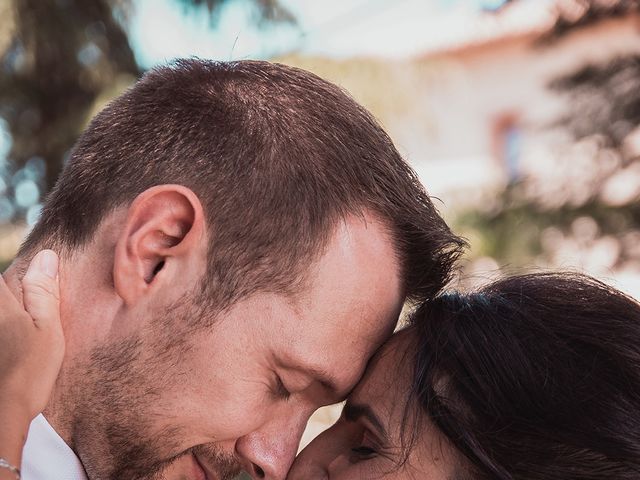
top-left (21, 59), bottom-right (465, 309)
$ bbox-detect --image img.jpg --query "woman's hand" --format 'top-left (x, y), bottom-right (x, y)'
top-left (0, 250), bottom-right (64, 471)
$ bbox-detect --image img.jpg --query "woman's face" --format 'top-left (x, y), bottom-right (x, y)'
top-left (288, 330), bottom-right (456, 480)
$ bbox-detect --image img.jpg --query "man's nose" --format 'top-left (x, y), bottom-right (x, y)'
top-left (235, 414), bottom-right (308, 480)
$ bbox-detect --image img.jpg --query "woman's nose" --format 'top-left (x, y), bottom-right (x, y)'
top-left (287, 426), bottom-right (344, 480)
top-left (286, 456), bottom-right (329, 480)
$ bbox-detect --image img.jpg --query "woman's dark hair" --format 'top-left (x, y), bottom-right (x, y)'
top-left (408, 272), bottom-right (640, 479)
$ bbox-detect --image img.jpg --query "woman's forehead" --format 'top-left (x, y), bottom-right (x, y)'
top-left (368, 328), bottom-right (416, 377)
top-left (345, 328), bottom-right (458, 479)
top-left (348, 329), bottom-right (416, 415)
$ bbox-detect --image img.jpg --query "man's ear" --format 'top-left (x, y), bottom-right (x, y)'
top-left (113, 185), bottom-right (205, 306)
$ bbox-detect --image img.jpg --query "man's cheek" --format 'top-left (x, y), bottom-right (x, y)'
top-left (208, 393), bottom-right (274, 440)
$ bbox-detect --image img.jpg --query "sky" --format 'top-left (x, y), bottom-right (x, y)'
top-left (129, 0), bottom-right (510, 68)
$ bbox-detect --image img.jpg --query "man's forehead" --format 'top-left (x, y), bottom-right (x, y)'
top-left (281, 310), bottom-right (397, 373)
top-left (277, 342), bottom-right (366, 394)
top-left (299, 213), bottom-right (401, 294)
top-left (284, 292), bottom-right (402, 400)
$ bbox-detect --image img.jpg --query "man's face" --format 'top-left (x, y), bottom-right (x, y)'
top-left (70, 214), bottom-right (404, 480)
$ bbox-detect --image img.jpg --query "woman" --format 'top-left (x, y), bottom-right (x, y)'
top-left (0, 250), bottom-right (63, 480)
top-left (290, 272), bottom-right (640, 479)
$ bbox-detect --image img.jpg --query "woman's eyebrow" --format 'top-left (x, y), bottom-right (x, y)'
top-left (343, 401), bottom-right (388, 439)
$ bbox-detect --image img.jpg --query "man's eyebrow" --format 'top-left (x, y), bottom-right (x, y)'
top-left (343, 401), bottom-right (388, 439)
top-left (306, 366), bottom-right (342, 394)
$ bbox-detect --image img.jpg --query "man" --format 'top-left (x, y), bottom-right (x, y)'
top-left (3, 59), bottom-right (464, 480)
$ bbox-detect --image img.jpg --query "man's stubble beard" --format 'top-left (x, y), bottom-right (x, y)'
top-left (66, 298), bottom-right (242, 480)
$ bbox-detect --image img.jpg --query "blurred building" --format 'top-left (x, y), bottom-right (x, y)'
top-left (403, 0), bottom-right (640, 207)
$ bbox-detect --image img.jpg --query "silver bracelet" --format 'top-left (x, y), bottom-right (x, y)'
top-left (0, 458), bottom-right (20, 479)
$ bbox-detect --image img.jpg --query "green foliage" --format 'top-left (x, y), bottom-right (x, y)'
top-left (456, 180), bottom-right (640, 267)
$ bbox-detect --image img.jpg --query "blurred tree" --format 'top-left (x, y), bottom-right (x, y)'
top-left (455, 0), bottom-right (640, 274)
top-left (545, 0), bottom-right (640, 40)
top-left (549, 55), bottom-right (640, 159)
top-left (1, 0), bottom-right (139, 193)
top-left (0, 0), bottom-right (294, 223)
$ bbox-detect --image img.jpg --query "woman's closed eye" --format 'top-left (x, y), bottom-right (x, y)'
top-left (342, 401), bottom-right (388, 462)
top-left (349, 428), bottom-right (384, 463)
top-left (351, 445), bottom-right (378, 460)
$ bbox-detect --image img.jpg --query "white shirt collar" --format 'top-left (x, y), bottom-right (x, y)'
top-left (22, 414), bottom-right (88, 480)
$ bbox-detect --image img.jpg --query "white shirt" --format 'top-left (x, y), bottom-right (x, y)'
top-left (22, 414), bottom-right (88, 480)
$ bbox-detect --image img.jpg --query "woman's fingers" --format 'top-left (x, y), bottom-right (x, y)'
top-left (19, 250), bottom-right (65, 417)
top-left (0, 269), bottom-right (18, 308)
top-left (0, 250), bottom-right (65, 453)
top-left (22, 250), bottom-right (60, 330)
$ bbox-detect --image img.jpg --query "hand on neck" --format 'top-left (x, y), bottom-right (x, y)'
top-left (3, 251), bottom-right (112, 450)
top-left (2, 256), bottom-right (71, 445)
top-left (2, 259), bottom-right (27, 307)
